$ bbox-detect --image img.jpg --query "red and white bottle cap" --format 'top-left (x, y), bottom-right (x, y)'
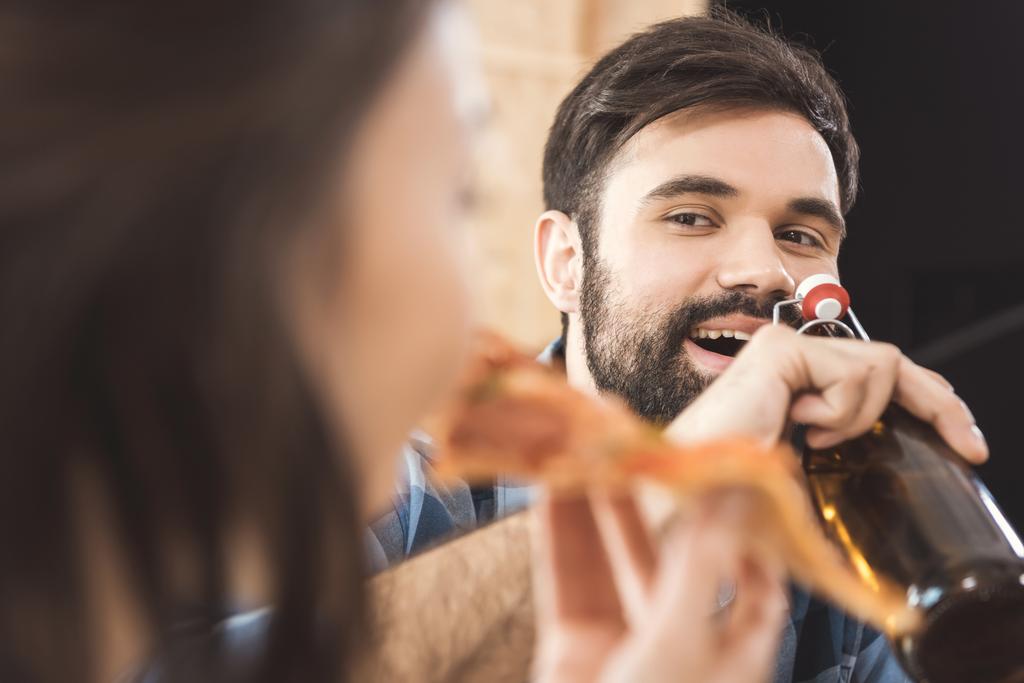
top-left (796, 274), bottom-right (850, 322)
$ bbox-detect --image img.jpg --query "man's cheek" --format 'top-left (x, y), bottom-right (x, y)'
top-left (785, 257), bottom-right (840, 286)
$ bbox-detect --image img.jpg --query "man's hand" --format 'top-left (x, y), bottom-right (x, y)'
top-left (667, 325), bottom-right (987, 463)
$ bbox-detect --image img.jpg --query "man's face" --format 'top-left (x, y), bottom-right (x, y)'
top-left (580, 108), bottom-right (844, 423)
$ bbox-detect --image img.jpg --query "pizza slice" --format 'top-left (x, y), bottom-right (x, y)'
top-left (429, 332), bottom-right (921, 636)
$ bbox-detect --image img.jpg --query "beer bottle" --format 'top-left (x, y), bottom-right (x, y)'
top-left (783, 275), bottom-right (1024, 683)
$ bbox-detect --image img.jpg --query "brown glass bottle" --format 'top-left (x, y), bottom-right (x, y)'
top-left (802, 405), bottom-right (1024, 683)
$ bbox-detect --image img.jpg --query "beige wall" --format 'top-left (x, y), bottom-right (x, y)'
top-left (464, 0), bottom-right (708, 352)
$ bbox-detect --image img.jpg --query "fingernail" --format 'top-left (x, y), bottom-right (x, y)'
top-left (971, 425), bottom-right (988, 454)
top-left (960, 399), bottom-right (976, 424)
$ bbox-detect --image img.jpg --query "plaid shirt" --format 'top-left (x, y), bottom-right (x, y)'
top-left (367, 341), bottom-right (913, 683)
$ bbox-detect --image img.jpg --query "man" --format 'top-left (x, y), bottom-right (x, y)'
top-left (362, 11), bottom-right (987, 683)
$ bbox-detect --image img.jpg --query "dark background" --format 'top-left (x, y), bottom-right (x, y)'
top-left (725, 1), bottom-right (1024, 528)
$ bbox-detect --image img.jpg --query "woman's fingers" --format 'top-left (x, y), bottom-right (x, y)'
top-left (592, 509), bottom-right (730, 682)
top-left (532, 493), bottom-right (629, 683)
top-left (533, 493), bottom-right (626, 626)
top-left (628, 502), bottom-right (784, 673)
top-left (590, 490), bottom-right (659, 628)
top-left (589, 497), bottom-right (790, 683)
top-left (725, 556), bottom-right (787, 637)
top-left (646, 504), bottom-right (740, 644)
top-left (717, 555), bottom-right (787, 683)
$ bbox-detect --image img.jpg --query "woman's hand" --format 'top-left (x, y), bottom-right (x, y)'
top-left (667, 325), bottom-right (987, 463)
top-left (532, 490), bottom-right (786, 683)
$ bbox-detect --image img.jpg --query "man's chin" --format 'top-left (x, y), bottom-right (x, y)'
top-left (683, 337), bottom-right (735, 376)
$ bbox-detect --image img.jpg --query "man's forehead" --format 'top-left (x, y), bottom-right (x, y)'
top-left (606, 107), bottom-right (842, 209)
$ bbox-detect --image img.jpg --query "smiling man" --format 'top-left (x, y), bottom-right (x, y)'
top-left (364, 11), bottom-right (986, 683)
top-left (545, 109), bottom-right (845, 412)
top-left (528, 14), bottom-right (902, 682)
top-left (535, 34), bottom-right (852, 426)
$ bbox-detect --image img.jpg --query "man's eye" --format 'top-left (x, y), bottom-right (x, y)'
top-left (668, 212), bottom-right (715, 227)
top-left (776, 229), bottom-right (821, 248)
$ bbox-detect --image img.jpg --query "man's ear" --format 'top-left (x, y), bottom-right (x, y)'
top-left (534, 210), bottom-right (582, 315)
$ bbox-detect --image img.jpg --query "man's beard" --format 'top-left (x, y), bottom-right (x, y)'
top-left (580, 257), bottom-right (789, 425)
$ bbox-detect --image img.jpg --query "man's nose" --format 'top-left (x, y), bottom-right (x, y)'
top-left (714, 227), bottom-right (795, 299)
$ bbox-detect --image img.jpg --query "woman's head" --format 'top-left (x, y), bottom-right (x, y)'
top-left (0, 0), bottom-right (477, 680)
top-left (287, 4), bottom-right (482, 517)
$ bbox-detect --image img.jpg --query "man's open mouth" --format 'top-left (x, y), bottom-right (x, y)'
top-left (687, 327), bottom-right (752, 358)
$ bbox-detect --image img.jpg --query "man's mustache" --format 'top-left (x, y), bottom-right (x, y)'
top-left (661, 291), bottom-right (802, 343)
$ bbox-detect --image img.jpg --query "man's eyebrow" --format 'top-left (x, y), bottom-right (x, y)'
top-left (787, 197), bottom-right (847, 239)
top-left (638, 175), bottom-right (847, 239)
top-left (638, 174), bottom-right (740, 207)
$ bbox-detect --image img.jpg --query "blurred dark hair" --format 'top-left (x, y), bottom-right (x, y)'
top-left (543, 8), bottom-right (859, 340)
top-left (0, 1), bottom-right (430, 681)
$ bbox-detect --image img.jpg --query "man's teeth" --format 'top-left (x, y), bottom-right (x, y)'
top-left (689, 328), bottom-right (753, 341)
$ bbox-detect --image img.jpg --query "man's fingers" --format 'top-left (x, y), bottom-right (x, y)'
top-left (921, 365), bottom-right (955, 392)
top-left (789, 381), bottom-right (864, 432)
top-left (805, 367), bottom-right (896, 448)
top-left (790, 349), bottom-right (897, 449)
top-left (785, 338), bottom-right (983, 459)
top-left (893, 358), bottom-right (988, 463)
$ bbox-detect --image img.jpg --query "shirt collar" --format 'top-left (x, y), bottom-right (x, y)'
top-left (536, 336), bottom-right (566, 369)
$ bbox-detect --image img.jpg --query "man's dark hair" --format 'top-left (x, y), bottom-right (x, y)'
top-left (543, 8), bottom-right (859, 338)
